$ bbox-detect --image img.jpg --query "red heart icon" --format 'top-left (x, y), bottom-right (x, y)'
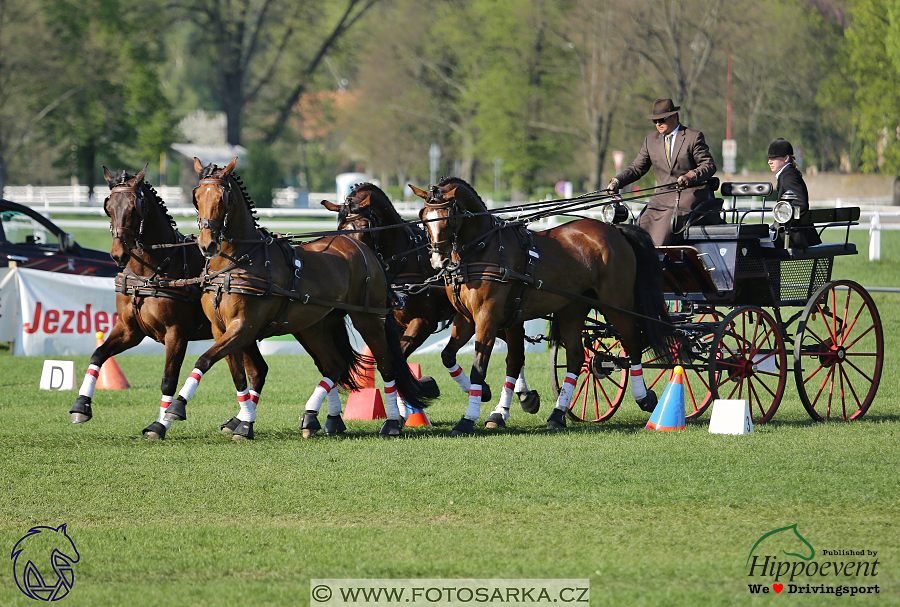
top-left (773, 584), bottom-right (783, 593)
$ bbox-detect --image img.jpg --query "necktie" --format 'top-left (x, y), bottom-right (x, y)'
top-left (665, 133), bottom-right (673, 166)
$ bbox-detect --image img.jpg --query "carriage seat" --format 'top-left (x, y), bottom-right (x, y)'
top-left (682, 222), bottom-right (770, 241)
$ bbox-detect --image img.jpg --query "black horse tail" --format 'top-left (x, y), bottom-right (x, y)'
top-left (616, 223), bottom-right (675, 364)
top-left (317, 311), bottom-right (365, 392)
top-left (383, 313), bottom-right (429, 408)
top-left (547, 313), bottom-right (561, 349)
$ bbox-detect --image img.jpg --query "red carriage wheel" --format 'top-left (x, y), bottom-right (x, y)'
top-left (793, 280), bottom-right (883, 421)
top-left (549, 312), bottom-right (627, 422)
top-left (708, 306), bottom-right (788, 424)
top-left (642, 311), bottom-right (721, 420)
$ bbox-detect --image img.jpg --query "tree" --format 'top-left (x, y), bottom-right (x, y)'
top-left (170, 0), bottom-right (381, 147)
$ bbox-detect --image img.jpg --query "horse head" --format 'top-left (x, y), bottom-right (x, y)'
top-left (103, 163), bottom-right (149, 266)
top-left (11, 523), bottom-right (80, 601)
top-left (414, 177), bottom-right (487, 270)
top-left (192, 156), bottom-right (238, 258)
top-left (323, 182), bottom-right (399, 252)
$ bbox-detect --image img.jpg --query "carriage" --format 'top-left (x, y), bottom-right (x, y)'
top-left (550, 180), bottom-right (883, 425)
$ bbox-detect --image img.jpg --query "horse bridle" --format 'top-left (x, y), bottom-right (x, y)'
top-left (193, 176), bottom-right (234, 246)
top-left (423, 185), bottom-right (467, 263)
top-left (105, 183), bottom-right (148, 255)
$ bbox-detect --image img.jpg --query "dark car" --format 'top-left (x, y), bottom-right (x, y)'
top-left (1, 199), bottom-right (119, 277)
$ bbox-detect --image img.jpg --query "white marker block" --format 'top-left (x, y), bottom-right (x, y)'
top-left (708, 399), bottom-right (754, 435)
top-left (40, 360), bottom-right (76, 391)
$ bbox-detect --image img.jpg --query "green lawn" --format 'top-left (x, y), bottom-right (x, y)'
top-left (0, 230), bottom-right (897, 606)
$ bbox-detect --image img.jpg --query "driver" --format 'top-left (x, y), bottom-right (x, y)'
top-left (607, 98), bottom-right (717, 246)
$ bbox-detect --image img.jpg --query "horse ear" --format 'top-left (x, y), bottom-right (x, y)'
top-left (194, 157), bottom-right (204, 175)
top-left (224, 157), bottom-right (237, 175)
top-left (103, 166), bottom-right (115, 186)
top-left (445, 187), bottom-right (457, 200)
top-left (357, 195), bottom-right (372, 209)
top-left (322, 200), bottom-right (342, 212)
top-left (135, 163), bottom-right (148, 183)
top-left (409, 184), bottom-right (427, 199)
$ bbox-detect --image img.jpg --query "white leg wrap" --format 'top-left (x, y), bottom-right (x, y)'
top-left (237, 388), bottom-right (256, 422)
top-left (396, 392), bottom-right (409, 420)
top-left (515, 366), bottom-right (529, 393)
top-left (630, 364), bottom-right (647, 400)
top-left (305, 377), bottom-right (335, 414)
top-left (384, 380), bottom-right (399, 420)
top-left (493, 377), bottom-right (516, 419)
top-left (178, 369), bottom-right (203, 402)
top-left (555, 372), bottom-right (578, 411)
top-left (157, 395), bottom-right (173, 428)
top-left (446, 363), bottom-right (471, 394)
top-left (249, 390), bottom-right (260, 405)
top-left (79, 365), bottom-right (101, 397)
top-left (326, 386), bottom-right (342, 416)
top-left (465, 384), bottom-right (482, 421)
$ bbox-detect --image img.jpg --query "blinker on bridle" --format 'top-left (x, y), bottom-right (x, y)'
top-left (423, 187), bottom-right (462, 260)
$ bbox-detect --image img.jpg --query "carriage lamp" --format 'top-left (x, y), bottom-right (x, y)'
top-left (601, 203), bottom-right (628, 224)
top-left (773, 191), bottom-right (801, 225)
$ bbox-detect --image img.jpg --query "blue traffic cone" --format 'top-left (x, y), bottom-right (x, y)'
top-left (645, 366), bottom-right (686, 431)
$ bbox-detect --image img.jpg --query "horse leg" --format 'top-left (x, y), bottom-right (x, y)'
top-left (397, 317), bottom-right (440, 398)
top-left (70, 320), bottom-right (144, 424)
top-left (606, 311), bottom-right (656, 412)
top-left (509, 322), bottom-right (541, 414)
top-left (546, 306), bottom-right (592, 430)
top-left (220, 342), bottom-right (268, 439)
top-left (143, 330), bottom-right (191, 439)
top-left (452, 313), bottom-right (499, 436)
top-left (484, 324), bottom-right (526, 429)
top-left (164, 323), bottom-right (252, 426)
top-left (439, 314), bottom-right (492, 402)
top-left (294, 319), bottom-right (351, 438)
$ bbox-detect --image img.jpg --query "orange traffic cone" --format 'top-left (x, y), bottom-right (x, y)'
top-left (408, 362), bottom-right (422, 379)
top-left (351, 345), bottom-right (376, 389)
top-left (645, 365), bottom-right (685, 431)
top-left (405, 406), bottom-right (432, 427)
top-left (344, 389), bottom-right (386, 420)
top-left (94, 332), bottom-right (130, 390)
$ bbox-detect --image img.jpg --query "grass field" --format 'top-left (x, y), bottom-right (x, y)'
top-left (0, 230), bottom-right (898, 606)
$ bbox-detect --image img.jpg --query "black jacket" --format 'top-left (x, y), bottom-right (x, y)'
top-left (775, 164), bottom-right (821, 248)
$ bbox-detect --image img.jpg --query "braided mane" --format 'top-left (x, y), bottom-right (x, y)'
top-left (347, 182), bottom-right (404, 226)
top-left (436, 175), bottom-right (487, 211)
top-left (111, 169), bottom-right (179, 233)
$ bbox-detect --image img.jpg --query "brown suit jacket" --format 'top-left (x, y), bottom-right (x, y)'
top-left (615, 126), bottom-right (717, 246)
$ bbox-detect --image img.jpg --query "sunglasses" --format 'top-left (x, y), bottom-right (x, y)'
top-left (652, 117), bottom-right (669, 124)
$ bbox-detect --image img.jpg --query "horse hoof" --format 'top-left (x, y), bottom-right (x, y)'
top-left (517, 390), bottom-right (540, 414)
top-left (69, 396), bottom-right (92, 424)
top-left (300, 411), bottom-right (321, 438)
top-left (637, 391), bottom-right (658, 413)
top-left (379, 419), bottom-right (402, 438)
top-left (142, 421), bottom-right (167, 440)
top-left (418, 376), bottom-right (440, 399)
top-left (451, 417), bottom-right (475, 436)
top-left (163, 397), bottom-right (187, 422)
top-left (481, 383), bottom-right (492, 402)
top-left (546, 408), bottom-right (567, 430)
top-left (220, 417), bottom-right (240, 435)
top-left (232, 420), bottom-right (254, 440)
top-left (323, 414), bottom-right (346, 436)
top-left (484, 412), bottom-right (506, 429)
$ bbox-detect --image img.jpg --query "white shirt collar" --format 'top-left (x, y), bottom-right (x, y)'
top-left (776, 162), bottom-right (791, 180)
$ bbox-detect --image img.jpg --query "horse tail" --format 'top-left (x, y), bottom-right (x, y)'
top-left (384, 313), bottom-right (429, 408)
top-left (325, 311), bottom-right (366, 392)
top-left (615, 223), bottom-right (675, 364)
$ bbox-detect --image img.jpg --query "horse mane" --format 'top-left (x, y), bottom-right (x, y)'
top-left (436, 175), bottom-right (487, 211)
top-left (199, 163), bottom-right (261, 231)
top-left (348, 182), bottom-right (404, 226)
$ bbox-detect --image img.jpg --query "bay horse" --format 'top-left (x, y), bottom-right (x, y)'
top-left (69, 165), bottom-right (223, 439)
top-left (322, 183), bottom-right (540, 426)
top-left (164, 158), bottom-right (425, 437)
top-left (414, 177), bottom-right (673, 435)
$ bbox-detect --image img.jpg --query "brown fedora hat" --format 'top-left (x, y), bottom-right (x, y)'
top-left (647, 98), bottom-right (680, 120)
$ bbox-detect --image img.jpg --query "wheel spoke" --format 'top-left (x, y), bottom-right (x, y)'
top-left (839, 363), bottom-right (863, 412)
top-left (843, 357), bottom-right (876, 385)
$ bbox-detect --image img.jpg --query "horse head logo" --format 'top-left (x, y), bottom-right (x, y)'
top-left (11, 524), bottom-right (80, 601)
top-left (746, 523), bottom-right (814, 567)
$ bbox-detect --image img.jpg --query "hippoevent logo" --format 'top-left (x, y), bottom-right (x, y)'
top-left (746, 524), bottom-right (880, 597)
top-left (11, 524), bottom-right (80, 601)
